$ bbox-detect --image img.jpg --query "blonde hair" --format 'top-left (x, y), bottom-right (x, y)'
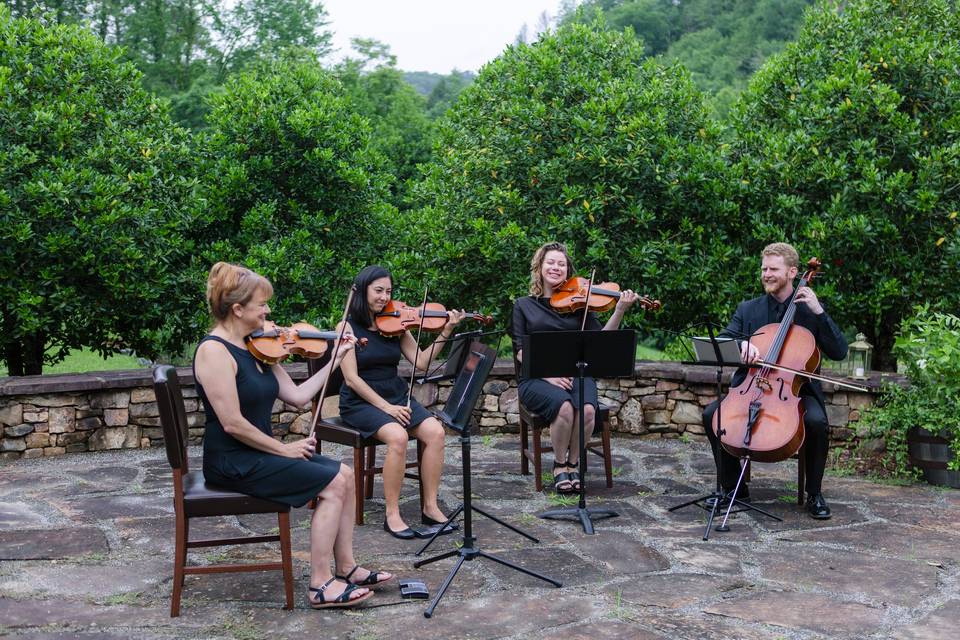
top-left (529, 241), bottom-right (574, 296)
top-left (206, 262), bottom-right (273, 323)
top-left (762, 242), bottom-right (800, 269)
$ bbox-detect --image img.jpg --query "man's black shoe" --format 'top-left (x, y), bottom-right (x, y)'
top-left (805, 493), bottom-right (831, 520)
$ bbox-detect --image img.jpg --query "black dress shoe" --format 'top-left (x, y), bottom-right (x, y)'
top-left (806, 493), bottom-right (832, 520)
top-left (422, 513), bottom-right (459, 532)
top-left (383, 520), bottom-right (417, 540)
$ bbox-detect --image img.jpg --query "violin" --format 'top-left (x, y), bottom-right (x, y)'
top-left (245, 321), bottom-right (367, 365)
top-left (549, 275), bottom-right (662, 314)
top-left (714, 257), bottom-right (821, 463)
top-left (375, 300), bottom-right (493, 337)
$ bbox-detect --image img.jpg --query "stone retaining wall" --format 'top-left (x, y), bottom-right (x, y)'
top-left (0, 361), bottom-right (900, 461)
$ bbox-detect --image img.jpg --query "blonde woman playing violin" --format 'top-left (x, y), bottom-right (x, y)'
top-left (511, 242), bottom-right (639, 494)
top-left (193, 262), bottom-right (392, 609)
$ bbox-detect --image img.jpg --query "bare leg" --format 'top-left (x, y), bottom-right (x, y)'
top-left (308, 470), bottom-right (368, 601)
top-left (549, 401), bottom-right (575, 465)
top-left (568, 403), bottom-right (596, 462)
top-left (332, 464), bottom-right (394, 584)
top-left (412, 417), bottom-right (446, 520)
top-left (375, 422), bottom-right (411, 531)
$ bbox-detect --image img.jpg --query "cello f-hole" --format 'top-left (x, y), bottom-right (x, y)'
top-left (776, 377), bottom-right (788, 401)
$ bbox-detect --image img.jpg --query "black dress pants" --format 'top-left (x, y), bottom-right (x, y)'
top-left (702, 395), bottom-right (829, 496)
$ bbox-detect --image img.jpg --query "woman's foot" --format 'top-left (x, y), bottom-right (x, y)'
top-left (552, 460), bottom-right (575, 494)
top-left (308, 577), bottom-right (372, 609)
top-left (566, 461), bottom-right (581, 492)
top-left (336, 565), bottom-right (395, 589)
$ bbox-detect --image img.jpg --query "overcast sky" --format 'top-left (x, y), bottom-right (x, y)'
top-left (323, 0), bottom-right (562, 74)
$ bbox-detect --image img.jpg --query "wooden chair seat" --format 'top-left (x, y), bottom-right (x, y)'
top-left (153, 365), bottom-right (293, 618)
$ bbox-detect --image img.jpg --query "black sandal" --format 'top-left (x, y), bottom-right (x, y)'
top-left (336, 565), bottom-right (394, 589)
top-left (553, 460), bottom-right (574, 494)
top-left (567, 461), bottom-right (581, 491)
top-left (308, 577), bottom-right (373, 609)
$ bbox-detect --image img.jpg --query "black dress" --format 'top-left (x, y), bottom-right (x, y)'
top-left (338, 322), bottom-right (432, 437)
top-left (511, 296), bottom-right (602, 422)
top-left (195, 335), bottom-right (340, 508)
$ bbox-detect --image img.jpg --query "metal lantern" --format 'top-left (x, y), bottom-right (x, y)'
top-left (848, 332), bottom-right (873, 380)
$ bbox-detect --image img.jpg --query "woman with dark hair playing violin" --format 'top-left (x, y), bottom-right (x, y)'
top-left (337, 265), bottom-right (465, 539)
top-left (511, 242), bottom-right (640, 493)
top-left (193, 262), bottom-right (392, 610)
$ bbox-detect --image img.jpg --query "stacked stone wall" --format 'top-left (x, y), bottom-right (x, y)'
top-left (0, 362), bottom-right (899, 461)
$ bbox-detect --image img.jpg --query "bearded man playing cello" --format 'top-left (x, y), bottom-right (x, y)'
top-left (701, 242), bottom-right (847, 519)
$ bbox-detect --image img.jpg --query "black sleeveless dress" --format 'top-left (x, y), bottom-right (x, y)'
top-left (338, 322), bottom-right (432, 437)
top-left (195, 335), bottom-right (340, 507)
top-left (511, 296), bottom-right (602, 422)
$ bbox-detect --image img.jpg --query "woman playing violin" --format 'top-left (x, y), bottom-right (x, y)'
top-left (337, 265), bottom-right (464, 539)
top-left (511, 242), bottom-right (640, 493)
top-left (193, 262), bottom-right (391, 609)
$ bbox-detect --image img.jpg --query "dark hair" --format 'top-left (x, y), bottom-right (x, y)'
top-left (348, 265), bottom-right (393, 323)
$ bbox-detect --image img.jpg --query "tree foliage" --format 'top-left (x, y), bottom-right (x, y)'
top-left (199, 53), bottom-right (396, 328)
top-left (400, 21), bottom-right (740, 334)
top-left (0, 9), bottom-right (200, 375)
top-left (731, 0), bottom-right (960, 369)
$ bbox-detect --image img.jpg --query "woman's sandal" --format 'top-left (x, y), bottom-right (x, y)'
top-left (308, 577), bottom-right (373, 609)
top-left (567, 461), bottom-right (581, 492)
top-left (553, 460), bottom-right (574, 494)
top-left (336, 565), bottom-right (394, 589)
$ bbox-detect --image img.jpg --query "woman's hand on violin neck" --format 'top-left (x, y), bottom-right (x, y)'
top-left (615, 289), bottom-right (640, 312)
top-left (545, 377), bottom-right (573, 391)
top-left (383, 404), bottom-right (412, 426)
top-left (334, 334), bottom-right (356, 360)
top-left (446, 308), bottom-right (467, 327)
top-left (281, 435), bottom-right (317, 460)
top-left (740, 342), bottom-right (761, 364)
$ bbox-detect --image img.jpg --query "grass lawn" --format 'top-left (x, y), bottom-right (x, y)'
top-left (0, 348), bottom-right (145, 377)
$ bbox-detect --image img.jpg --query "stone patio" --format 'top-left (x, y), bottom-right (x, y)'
top-left (0, 435), bottom-right (957, 639)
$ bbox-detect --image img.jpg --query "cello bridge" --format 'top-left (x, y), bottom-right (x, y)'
top-left (756, 376), bottom-right (771, 391)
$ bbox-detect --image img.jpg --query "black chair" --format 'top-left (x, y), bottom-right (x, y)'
top-left (512, 353), bottom-right (613, 491)
top-left (153, 365), bottom-right (294, 617)
top-left (307, 357), bottom-right (423, 526)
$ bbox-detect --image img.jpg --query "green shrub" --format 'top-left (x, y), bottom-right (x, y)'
top-left (199, 52), bottom-right (396, 327)
top-left (0, 10), bottom-right (200, 375)
top-left (400, 20), bottom-right (741, 332)
top-left (731, 0), bottom-right (960, 369)
top-left (863, 305), bottom-right (960, 476)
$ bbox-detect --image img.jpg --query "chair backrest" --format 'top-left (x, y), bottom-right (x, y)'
top-left (153, 364), bottom-right (189, 472)
top-left (307, 351), bottom-right (343, 402)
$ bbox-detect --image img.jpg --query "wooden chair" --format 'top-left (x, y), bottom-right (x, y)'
top-left (307, 357), bottom-right (423, 526)
top-left (742, 443), bottom-right (807, 504)
top-left (513, 353), bottom-right (614, 491)
top-left (153, 365), bottom-right (293, 618)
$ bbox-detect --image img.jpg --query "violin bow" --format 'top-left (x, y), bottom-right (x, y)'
top-left (406, 285), bottom-right (430, 408)
top-left (580, 268), bottom-right (597, 331)
top-left (308, 284), bottom-right (357, 437)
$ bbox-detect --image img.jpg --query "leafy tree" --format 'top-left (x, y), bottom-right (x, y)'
top-left (335, 39), bottom-right (434, 204)
top-left (199, 52), bottom-right (396, 327)
top-left (424, 70), bottom-right (473, 119)
top-left (0, 10), bottom-right (201, 375)
top-left (401, 20), bottom-right (740, 334)
top-left (731, 0), bottom-right (960, 369)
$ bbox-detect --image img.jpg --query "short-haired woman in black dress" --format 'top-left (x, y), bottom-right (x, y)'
top-left (338, 265), bottom-right (464, 539)
top-left (512, 242), bottom-right (639, 493)
top-left (194, 262), bottom-right (391, 609)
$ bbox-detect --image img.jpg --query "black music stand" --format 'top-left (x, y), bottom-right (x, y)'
top-left (414, 342), bottom-right (561, 618)
top-left (524, 329), bottom-right (636, 535)
top-left (667, 322), bottom-right (782, 539)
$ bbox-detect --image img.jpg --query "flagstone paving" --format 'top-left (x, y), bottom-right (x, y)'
top-left (0, 435), bottom-right (957, 639)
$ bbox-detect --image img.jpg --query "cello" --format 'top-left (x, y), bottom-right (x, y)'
top-left (714, 258), bottom-right (823, 463)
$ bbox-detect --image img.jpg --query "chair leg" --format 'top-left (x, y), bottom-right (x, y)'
top-left (601, 417), bottom-right (613, 488)
top-left (533, 426), bottom-right (543, 492)
top-left (171, 514), bottom-right (187, 617)
top-left (520, 418), bottom-right (529, 476)
top-left (797, 444), bottom-right (806, 505)
top-left (354, 447), bottom-right (365, 526)
top-left (364, 446), bottom-right (375, 499)
top-left (278, 511), bottom-right (294, 610)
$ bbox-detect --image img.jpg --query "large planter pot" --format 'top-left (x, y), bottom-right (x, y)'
top-left (908, 427), bottom-right (960, 489)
